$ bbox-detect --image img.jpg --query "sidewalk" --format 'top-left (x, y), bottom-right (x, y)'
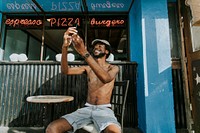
top-left (0, 127), bottom-right (44, 133)
top-left (0, 126), bottom-right (142, 133)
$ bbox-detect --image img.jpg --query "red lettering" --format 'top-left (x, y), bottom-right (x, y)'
top-left (5, 17), bottom-right (80, 28)
top-left (106, 20), bottom-right (111, 27)
top-left (61, 18), bottom-right (67, 27)
top-left (48, 17), bottom-right (81, 27)
top-left (68, 18), bottom-right (73, 26)
top-left (57, 18), bottom-right (60, 27)
top-left (50, 18), bottom-right (56, 27)
top-left (14, 19), bottom-right (19, 27)
top-left (90, 18), bottom-right (95, 26)
top-left (74, 18), bottom-right (80, 26)
top-left (5, 19), bottom-right (11, 26)
top-left (90, 18), bottom-right (125, 27)
top-left (5, 18), bottom-right (43, 27)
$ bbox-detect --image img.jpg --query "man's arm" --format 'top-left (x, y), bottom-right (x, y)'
top-left (84, 55), bottom-right (119, 83)
top-left (71, 35), bottom-right (119, 83)
top-left (61, 27), bottom-right (86, 75)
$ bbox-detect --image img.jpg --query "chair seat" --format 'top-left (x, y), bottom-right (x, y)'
top-left (82, 123), bottom-right (98, 133)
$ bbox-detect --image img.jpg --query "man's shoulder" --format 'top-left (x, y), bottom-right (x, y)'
top-left (109, 64), bottom-right (119, 68)
top-left (108, 64), bottom-right (119, 72)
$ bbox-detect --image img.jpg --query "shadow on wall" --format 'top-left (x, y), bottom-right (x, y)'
top-left (0, 127), bottom-right (44, 133)
top-left (6, 73), bottom-right (87, 128)
top-left (0, 62), bottom-right (139, 132)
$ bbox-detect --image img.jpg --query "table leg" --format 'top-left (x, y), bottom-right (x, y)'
top-left (43, 104), bottom-right (53, 128)
top-left (51, 103), bottom-right (55, 121)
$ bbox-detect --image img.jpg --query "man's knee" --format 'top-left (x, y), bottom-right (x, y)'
top-left (46, 122), bottom-right (61, 133)
top-left (105, 124), bottom-right (121, 133)
top-left (46, 118), bottom-right (72, 133)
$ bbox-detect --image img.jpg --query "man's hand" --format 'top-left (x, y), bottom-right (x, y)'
top-left (72, 34), bottom-right (87, 56)
top-left (63, 27), bottom-right (78, 48)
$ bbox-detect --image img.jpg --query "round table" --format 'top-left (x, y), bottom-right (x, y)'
top-left (26, 95), bottom-right (74, 127)
top-left (26, 95), bottom-right (74, 103)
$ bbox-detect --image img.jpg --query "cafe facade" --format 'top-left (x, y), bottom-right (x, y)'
top-left (1, 0), bottom-right (200, 133)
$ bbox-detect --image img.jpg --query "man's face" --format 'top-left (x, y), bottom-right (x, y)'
top-left (92, 43), bottom-right (108, 58)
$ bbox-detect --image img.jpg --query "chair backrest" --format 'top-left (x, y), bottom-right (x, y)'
top-left (82, 80), bottom-right (130, 133)
top-left (111, 80), bottom-right (130, 130)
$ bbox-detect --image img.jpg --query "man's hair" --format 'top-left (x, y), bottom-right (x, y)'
top-left (92, 42), bottom-right (111, 58)
top-left (91, 39), bottom-right (112, 58)
top-left (104, 44), bottom-right (111, 58)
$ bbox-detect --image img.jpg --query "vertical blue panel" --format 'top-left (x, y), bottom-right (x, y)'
top-left (0, 12), bottom-right (2, 60)
top-left (0, 0), bottom-right (2, 12)
top-left (0, 13), bottom-right (2, 32)
top-left (129, 0), bottom-right (146, 132)
top-left (0, 0), bottom-right (2, 31)
top-left (142, 0), bottom-right (175, 132)
top-left (129, 0), bottom-right (176, 132)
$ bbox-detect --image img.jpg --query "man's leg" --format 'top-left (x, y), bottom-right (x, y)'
top-left (104, 124), bottom-right (121, 133)
top-left (46, 118), bottom-right (72, 133)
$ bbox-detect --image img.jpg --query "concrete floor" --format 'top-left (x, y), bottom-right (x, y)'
top-left (0, 127), bottom-right (142, 133)
top-left (0, 127), bottom-right (44, 133)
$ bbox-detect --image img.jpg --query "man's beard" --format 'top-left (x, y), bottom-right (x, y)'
top-left (92, 52), bottom-right (106, 58)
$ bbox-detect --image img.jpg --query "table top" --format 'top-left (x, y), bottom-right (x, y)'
top-left (26, 95), bottom-right (74, 104)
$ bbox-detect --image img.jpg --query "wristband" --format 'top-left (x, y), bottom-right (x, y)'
top-left (82, 52), bottom-right (90, 59)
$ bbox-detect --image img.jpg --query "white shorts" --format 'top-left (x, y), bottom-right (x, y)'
top-left (62, 104), bottom-right (121, 133)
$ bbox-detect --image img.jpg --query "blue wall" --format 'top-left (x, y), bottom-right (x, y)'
top-left (0, 13), bottom-right (2, 32)
top-left (129, 0), bottom-right (176, 132)
top-left (0, 0), bottom-right (2, 32)
top-left (0, 13), bottom-right (2, 60)
top-left (129, 0), bottom-right (146, 131)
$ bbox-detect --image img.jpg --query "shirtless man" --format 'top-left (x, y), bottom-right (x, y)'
top-left (46, 27), bottom-right (120, 133)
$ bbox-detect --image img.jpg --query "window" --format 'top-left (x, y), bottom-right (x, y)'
top-left (168, 3), bottom-right (181, 58)
top-left (191, 25), bottom-right (200, 52)
top-left (4, 30), bottom-right (27, 60)
top-left (3, 15), bottom-right (129, 61)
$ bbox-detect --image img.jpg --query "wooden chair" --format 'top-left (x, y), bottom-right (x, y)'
top-left (82, 80), bottom-right (130, 133)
